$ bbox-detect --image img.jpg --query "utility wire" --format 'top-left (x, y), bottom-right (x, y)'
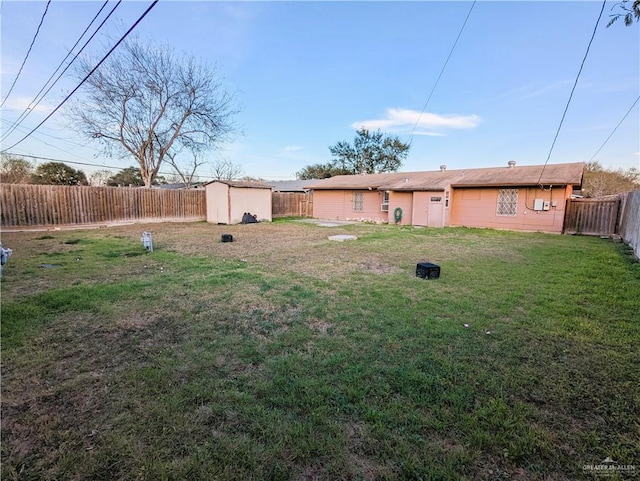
top-left (2, 117), bottom-right (97, 147)
top-left (408, 0), bottom-right (476, 142)
top-left (1, 0), bottom-right (159, 153)
top-left (4, 152), bottom-right (295, 181)
top-left (537, 0), bottom-right (607, 186)
top-left (1, 118), bottom-right (99, 160)
top-left (588, 95), bottom-right (640, 163)
top-left (1, 0), bottom-right (52, 108)
top-left (4, 152), bottom-right (148, 172)
top-left (3, 152), bottom-right (228, 181)
top-left (2, 0), bottom-right (117, 141)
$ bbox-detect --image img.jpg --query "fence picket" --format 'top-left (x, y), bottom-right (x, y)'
top-left (272, 192), bottom-right (312, 217)
top-left (0, 184), bottom-right (207, 227)
top-left (0, 184), bottom-right (313, 227)
top-left (563, 198), bottom-right (620, 236)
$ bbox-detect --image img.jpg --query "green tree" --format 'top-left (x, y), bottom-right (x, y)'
top-left (67, 38), bottom-right (238, 187)
top-left (329, 128), bottom-right (410, 175)
top-left (0, 153), bottom-right (33, 183)
top-left (107, 167), bottom-right (144, 187)
top-left (607, 0), bottom-right (640, 26)
top-left (31, 162), bottom-right (88, 185)
top-left (296, 162), bottom-right (351, 180)
top-left (582, 161), bottom-right (640, 197)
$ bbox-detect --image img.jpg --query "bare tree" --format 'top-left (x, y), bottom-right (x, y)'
top-left (0, 153), bottom-right (33, 183)
top-left (165, 150), bottom-right (208, 188)
top-left (89, 169), bottom-right (113, 186)
top-left (66, 38), bottom-right (238, 187)
top-left (211, 158), bottom-right (243, 181)
top-left (582, 161), bottom-right (640, 197)
top-left (239, 175), bottom-right (266, 182)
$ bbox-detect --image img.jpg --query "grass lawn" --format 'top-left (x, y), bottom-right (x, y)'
top-left (1, 220), bottom-right (639, 480)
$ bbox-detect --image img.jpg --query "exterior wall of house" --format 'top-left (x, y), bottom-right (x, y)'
top-left (313, 185), bottom-right (572, 232)
top-left (206, 182), bottom-right (230, 224)
top-left (389, 191), bottom-right (413, 225)
top-left (449, 186), bottom-right (570, 232)
top-left (229, 187), bottom-right (272, 224)
top-left (313, 190), bottom-right (387, 222)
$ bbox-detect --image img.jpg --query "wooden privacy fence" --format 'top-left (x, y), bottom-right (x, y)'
top-left (0, 184), bottom-right (206, 227)
top-left (272, 192), bottom-right (312, 218)
top-left (563, 198), bottom-right (620, 236)
top-left (617, 190), bottom-right (640, 258)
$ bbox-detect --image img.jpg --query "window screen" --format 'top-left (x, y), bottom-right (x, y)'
top-left (496, 189), bottom-right (518, 216)
top-left (353, 192), bottom-right (364, 211)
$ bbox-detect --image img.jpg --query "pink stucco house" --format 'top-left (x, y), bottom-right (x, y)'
top-left (306, 162), bottom-right (584, 233)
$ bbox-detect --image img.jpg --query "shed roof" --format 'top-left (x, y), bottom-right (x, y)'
top-left (206, 180), bottom-right (272, 189)
top-left (306, 162), bottom-right (584, 191)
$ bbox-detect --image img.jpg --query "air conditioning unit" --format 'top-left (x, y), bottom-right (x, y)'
top-left (381, 203), bottom-right (389, 212)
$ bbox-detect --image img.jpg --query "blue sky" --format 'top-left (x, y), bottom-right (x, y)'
top-left (1, 1), bottom-right (639, 180)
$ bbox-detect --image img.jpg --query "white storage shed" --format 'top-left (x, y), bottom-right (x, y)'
top-left (205, 180), bottom-right (272, 224)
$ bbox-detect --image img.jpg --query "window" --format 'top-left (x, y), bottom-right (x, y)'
top-left (381, 191), bottom-right (389, 212)
top-left (496, 189), bottom-right (518, 216)
top-left (353, 192), bottom-right (364, 211)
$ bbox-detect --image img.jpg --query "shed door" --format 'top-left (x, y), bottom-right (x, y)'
top-left (428, 196), bottom-right (444, 227)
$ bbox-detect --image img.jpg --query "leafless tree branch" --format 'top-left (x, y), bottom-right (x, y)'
top-left (66, 37), bottom-right (238, 187)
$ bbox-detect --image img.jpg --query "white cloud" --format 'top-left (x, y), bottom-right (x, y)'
top-left (283, 145), bottom-right (304, 153)
top-left (351, 108), bottom-right (481, 135)
top-left (500, 80), bottom-right (574, 101)
top-left (1, 97), bottom-right (54, 114)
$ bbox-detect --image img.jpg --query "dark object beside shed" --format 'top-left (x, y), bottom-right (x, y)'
top-left (416, 262), bottom-right (440, 279)
top-left (241, 212), bottom-right (258, 224)
top-left (221, 234), bottom-right (233, 243)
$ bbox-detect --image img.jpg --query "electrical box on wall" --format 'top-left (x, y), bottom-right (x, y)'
top-left (533, 199), bottom-right (544, 211)
top-left (543, 201), bottom-right (550, 211)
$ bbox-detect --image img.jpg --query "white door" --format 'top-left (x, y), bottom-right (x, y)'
top-left (428, 196), bottom-right (444, 227)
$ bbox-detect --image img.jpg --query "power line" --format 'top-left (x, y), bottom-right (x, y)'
top-left (2, 152), bottom-right (296, 181)
top-left (1, 0), bottom-right (52, 108)
top-left (408, 0), bottom-right (476, 142)
top-left (2, 118), bottom-right (90, 146)
top-left (537, 0), bottom-right (607, 185)
top-left (1, 118), bottom-right (100, 160)
top-left (2, 0), bottom-right (118, 141)
top-left (3, 152), bottom-right (137, 171)
top-left (3, 152), bottom-right (215, 181)
top-left (1, 0), bottom-right (159, 153)
top-left (588, 95), bottom-right (640, 163)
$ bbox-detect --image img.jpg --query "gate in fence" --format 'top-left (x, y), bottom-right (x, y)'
top-left (563, 198), bottom-right (621, 236)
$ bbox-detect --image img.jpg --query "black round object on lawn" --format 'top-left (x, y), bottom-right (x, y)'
top-left (221, 234), bottom-right (233, 243)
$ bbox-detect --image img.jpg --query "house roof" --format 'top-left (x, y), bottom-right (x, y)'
top-left (156, 182), bottom-right (204, 190)
top-left (206, 180), bottom-right (272, 189)
top-left (305, 162), bottom-right (584, 191)
top-left (267, 179), bottom-right (318, 192)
